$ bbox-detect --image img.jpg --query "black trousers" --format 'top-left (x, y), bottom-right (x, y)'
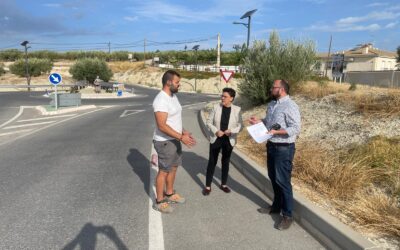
top-left (205, 136), bottom-right (233, 187)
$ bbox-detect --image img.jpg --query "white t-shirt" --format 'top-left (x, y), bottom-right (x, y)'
top-left (153, 90), bottom-right (182, 141)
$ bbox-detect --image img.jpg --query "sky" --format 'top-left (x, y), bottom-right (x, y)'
top-left (0, 0), bottom-right (399, 53)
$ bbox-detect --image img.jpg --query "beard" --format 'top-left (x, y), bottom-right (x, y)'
top-left (170, 84), bottom-right (179, 93)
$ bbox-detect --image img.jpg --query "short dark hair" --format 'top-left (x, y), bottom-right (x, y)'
top-left (279, 79), bottom-right (290, 94)
top-left (222, 87), bottom-right (236, 100)
top-left (162, 70), bottom-right (180, 86)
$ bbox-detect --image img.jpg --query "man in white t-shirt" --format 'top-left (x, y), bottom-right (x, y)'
top-left (152, 70), bottom-right (196, 213)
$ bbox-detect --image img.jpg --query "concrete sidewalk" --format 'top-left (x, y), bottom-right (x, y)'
top-left (159, 104), bottom-right (324, 250)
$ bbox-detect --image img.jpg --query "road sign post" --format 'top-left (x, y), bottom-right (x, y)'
top-left (49, 73), bottom-right (62, 110)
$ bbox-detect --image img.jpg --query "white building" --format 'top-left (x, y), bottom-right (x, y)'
top-left (316, 44), bottom-right (398, 78)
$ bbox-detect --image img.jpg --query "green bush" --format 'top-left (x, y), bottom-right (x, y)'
top-left (9, 58), bottom-right (53, 77)
top-left (0, 49), bottom-right (23, 61)
top-left (0, 63), bottom-right (6, 76)
top-left (239, 31), bottom-right (316, 105)
top-left (69, 58), bottom-right (113, 84)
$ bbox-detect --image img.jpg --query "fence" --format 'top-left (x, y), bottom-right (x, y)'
top-left (343, 70), bottom-right (400, 88)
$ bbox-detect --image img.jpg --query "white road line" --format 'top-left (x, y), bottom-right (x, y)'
top-left (0, 129), bottom-right (33, 137)
top-left (0, 106), bottom-right (113, 147)
top-left (119, 110), bottom-right (145, 118)
top-left (149, 146), bottom-right (165, 250)
top-left (0, 106), bottom-right (24, 129)
top-left (181, 102), bottom-right (206, 108)
top-left (17, 114), bottom-right (77, 122)
top-left (3, 121), bottom-right (56, 130)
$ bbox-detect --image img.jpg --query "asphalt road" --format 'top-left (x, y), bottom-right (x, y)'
top-left (0, 86), bottom-right (323, 249)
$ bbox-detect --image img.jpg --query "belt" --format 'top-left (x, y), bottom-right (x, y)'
top-left (267, 141), bottom-right (294, 147)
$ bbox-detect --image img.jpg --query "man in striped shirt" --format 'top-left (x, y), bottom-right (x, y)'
top-left (250, 79), bottom-right (301, 230)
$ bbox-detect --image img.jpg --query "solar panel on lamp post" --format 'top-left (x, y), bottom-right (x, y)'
top-left (233, 9), bottom-right (257, 48)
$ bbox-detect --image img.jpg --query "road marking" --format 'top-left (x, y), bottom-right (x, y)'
top-left (182, 102), bottom-right (206, 108)
top-left (149, 145), bottom-right (165, 250)
top-left (0, 106), bottom-right (24, 129)
top-left (0, 129), bottom-right (33, 137)
top-left (119, 110), bottom-right (145, 118)
top-left (17, 114), bottom-right (76, 122)
top-left (0, 106), bottom-right (113, 147)
top-left (3, 121), bottom-right (56, 130)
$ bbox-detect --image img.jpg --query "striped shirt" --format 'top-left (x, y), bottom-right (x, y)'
top-left (262, 95), bottom-right (301, 143)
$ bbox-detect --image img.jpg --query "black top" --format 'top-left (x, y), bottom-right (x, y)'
top-left (220, 105), bottom-right (231, 132)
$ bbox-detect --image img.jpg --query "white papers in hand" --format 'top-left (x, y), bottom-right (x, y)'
top-left (246, 122), bottom-right (272, 143)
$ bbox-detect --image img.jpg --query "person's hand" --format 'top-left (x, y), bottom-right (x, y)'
top-left (224, 129), bottom-right (231, 136)
top-left (267, 129), bottom-right (277, 135)
top-left (249, 116), bottom-right (261, 125)
top-left (181, 133), bottom-right (196, 148)
top-left (216, 130), bottom-right (225, 137)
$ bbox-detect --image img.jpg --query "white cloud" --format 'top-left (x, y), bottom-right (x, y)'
top-left (43, 3), bottom-right (61, 8)
top-left (336, 11), bottom-right (400, 25)
top-left (302, 0), bottom-right (326, 4)
top-left (129, 0), bottom-right (266, 23)
top-left (4, 16), bottom-right (9, 21)
top-left (124, 16), bottom-right (138, 22)
top-left (307, 23), bottom-right (382, 32)
top-left (385, 21), bottom-right (398, 28)
top-left (367, 2), bottom-right (388, 7)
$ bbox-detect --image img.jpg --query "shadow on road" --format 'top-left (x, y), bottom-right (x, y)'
top-left (181, 151), bottom-right (268, 208)
top-left (126, 148), bottom-right (151, 197)
top-left (62, 222), bottom-right (128, 250)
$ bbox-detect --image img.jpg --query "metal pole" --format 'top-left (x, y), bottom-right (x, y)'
top-left (195, 50), bottom-right (198, 92)
top-left (55, 85), bottom-right (58, 110)
top-left (144, 38), bottom-right (146, 66)
top-left (23, 45), bottom-right (30, 91)
top-left (217, 33), bottom-right (221, 70)
top-left (247, 16), bottom-right (251, 48)
top-left (325, 35), bottom-right (332, 77)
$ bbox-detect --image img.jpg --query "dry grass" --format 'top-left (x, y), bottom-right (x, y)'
top-left (293, 137), bottom-right (400, 237)
top-left (108, 61), bottom-right (145, 73)
top-left (297, 81), bottom-right (400, 118)
top-left (236, 120), bottom-right (400, 237)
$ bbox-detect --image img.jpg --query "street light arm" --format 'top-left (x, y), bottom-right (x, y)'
top-left (233, 22), bottom-right (248, 27)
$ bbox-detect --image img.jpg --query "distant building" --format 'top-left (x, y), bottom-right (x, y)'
top-left (316, 44), bottom-right (398, 79)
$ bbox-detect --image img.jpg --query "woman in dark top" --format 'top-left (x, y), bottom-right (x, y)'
top-left (203, 88), bottom-right (243, 195)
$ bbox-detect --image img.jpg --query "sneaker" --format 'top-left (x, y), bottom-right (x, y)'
top-left (153, 199), bottom-right (173, 213)
top-left (165, 192), bottom-right (186, 204)
top-left (277, 216), bottom-right (293, 230)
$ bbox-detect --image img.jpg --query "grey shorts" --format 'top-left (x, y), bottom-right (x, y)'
top-left (153, 139), bottom-right (182, 172)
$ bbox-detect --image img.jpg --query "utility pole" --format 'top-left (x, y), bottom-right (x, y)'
top-left (325, 35), bottom-right (332, 78)
top-left (217, 33), bottom-right (221, 70)
top-left (108, 42), bottom-right (111, 54)
top-left (20, 41), bottom-right (30, 92)
top-left (144, 38), bottom-right (146, 66)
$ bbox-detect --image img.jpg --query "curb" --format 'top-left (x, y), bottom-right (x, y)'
top-left (36, 105), bottom-right (97, 115)
top-left (198, 109), bottom-right (380, 250)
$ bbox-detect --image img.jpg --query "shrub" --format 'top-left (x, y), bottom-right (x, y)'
top-left (0, 49), bottom-right (23, 61)
top-left (69, 58), bottom-right (113, 84)
top-left (9, 58), bottom-right (53, 77)
top-left (0, 63), bottom-right (6, 76)
top-left (239, 31), bottom-right (316, 105)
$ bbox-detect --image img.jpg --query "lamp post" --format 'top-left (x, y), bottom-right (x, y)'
top-left (192, 45), bottom-right (200, 92)
top-left (233, 9), bottom-right (257, 48)
top-left (20, 41), bottom-right (31, 91)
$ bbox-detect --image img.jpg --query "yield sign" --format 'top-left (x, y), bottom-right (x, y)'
top-left (220, 70), bottom-right (234, 83)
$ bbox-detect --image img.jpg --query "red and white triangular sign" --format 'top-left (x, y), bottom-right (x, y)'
top-left (220, 70), bottom-right (234, 83)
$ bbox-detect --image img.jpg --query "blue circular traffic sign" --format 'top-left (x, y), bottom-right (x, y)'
top-left (49, 73), bottom-right (62, 85)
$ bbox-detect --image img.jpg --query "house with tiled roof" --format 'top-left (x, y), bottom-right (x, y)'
top-left (316, 44), bottom-right (398, 78)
